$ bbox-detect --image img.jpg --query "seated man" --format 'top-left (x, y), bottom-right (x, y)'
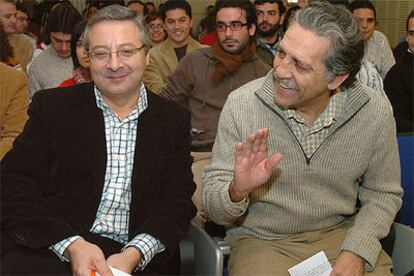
top-left (0, 62), bottom-right (29, 160)
top-left (1, 5), bottom-right (196, 275)
top-left (351, 0), bottom-right (395, 79)
top-left (384, 10), bottom-right (414, 133)
top-left (143, 0), bottom-right (204, 94)
top-left (28, 2), bottom-right (82, 97)
top-left (159, 0), bottom-right (270, 214)
top-left (202, 2), bottom-right (402, 275)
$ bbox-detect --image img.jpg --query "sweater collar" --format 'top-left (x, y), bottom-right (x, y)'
top-left (256, 70), bottom-right (371, 127)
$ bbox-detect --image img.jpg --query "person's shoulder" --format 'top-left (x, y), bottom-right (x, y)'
top-left (183, 47), bottom-right (211, 61)
top-left (0, 63), bottom-right (27, 90)
top-left (147, 89), bottom-right (189, 118)
top-left (228, 76), bottom-right (267, 102)
top-left (32, 83), bottom-right (94, 105)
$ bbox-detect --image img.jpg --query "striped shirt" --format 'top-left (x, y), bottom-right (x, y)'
top-left (284, 90), bottom-right (345, 158)
top-left (365, 30), bottom-right (395, 79)
top-left (50, 85), bottom-right (164, 270)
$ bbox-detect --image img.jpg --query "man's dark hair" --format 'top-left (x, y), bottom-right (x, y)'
top-left (15, 3), bottom-right (29, 16)
top-left (254, 0), bottom-right (286, 15)
top-left (160, 0), bottom-right (192, 21)
top-left (127, 0), bottom-right (148, 15)
top-left (214, 0), bottom-right (257, 28)
top-left (406, 9), bottom-right (414, 31)
top-left (145, 2), bottom-right (156, 10)
top-left (327, 0), bottom-right (351, 11)
top-left (350, 0), bottom-right (376, 20)
top-left (46, 2), bottom-right (82, 34)
top-left (70, 20), bottom-right (87, 68)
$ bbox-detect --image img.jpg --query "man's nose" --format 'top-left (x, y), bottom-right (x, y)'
top-left (61, 42), bottom-right (70, 52)
top-left (108, 53), bottom-right (121, 70)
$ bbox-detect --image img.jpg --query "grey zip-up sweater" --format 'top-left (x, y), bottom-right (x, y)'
top-left (202, 71), bottom-right (403, 269)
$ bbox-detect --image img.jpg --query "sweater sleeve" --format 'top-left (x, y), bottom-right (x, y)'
top-left (340, 103), bottom-right (403, 270)
top-left (202, 94), bottom-right (250, 225)
top-left (158, 54), bottom-right (196, 109)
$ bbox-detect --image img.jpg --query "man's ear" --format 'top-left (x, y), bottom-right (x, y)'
top-left (249, 23), bottom-right (256, 37)
top-left (327, 72), bottom-right (349, 90)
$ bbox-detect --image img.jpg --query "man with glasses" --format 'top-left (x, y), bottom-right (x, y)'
top-left (143, 0), bottom-right (204, 94)
top-left (203, 2), bottom-right (402, 275)
top-left (0, 0), bottom-right (33, 72)
top-left (384, 10), bottom-right (414, 133)
top-left (1, 5), bottom-right (196, 275)
top-left (159, 0), bottom-right (270, 217)
top-left (28, 2), bottom-right (82, 97)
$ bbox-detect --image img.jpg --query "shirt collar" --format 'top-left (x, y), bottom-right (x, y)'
top-left (285, 90), bottom-right (345, 127)
top-left (94, 83), bottom-right (148, 119)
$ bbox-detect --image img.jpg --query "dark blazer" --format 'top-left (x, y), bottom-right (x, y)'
top-left (0, 83), bottom-right (196, 274)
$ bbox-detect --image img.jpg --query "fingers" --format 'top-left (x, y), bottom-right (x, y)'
top-left (266, 153), bottom-right (283, 172)
top-left (94, 258), bottom-right (112, 276)
top-left (236, 128), bottom-right (269, 159)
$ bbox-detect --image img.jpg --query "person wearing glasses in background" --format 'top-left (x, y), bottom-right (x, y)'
top-left (145, 12), bottom-right (167, 47)
top-left (384, 10), bottom-right (414, 133)
top-left (28, 2), bottom-right (82, 97)
top-left (1, 4), bottom-right (196, 276)
top-left (159, 0), bottom-right (270, 219)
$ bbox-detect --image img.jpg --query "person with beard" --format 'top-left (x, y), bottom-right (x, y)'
top-left (254, 0), bottom-right (285, 66)
top-left (159, 0), bottom-right (271, 218)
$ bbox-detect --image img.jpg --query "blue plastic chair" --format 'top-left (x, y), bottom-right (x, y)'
top-left (397, 132), bottom-right (414, 227)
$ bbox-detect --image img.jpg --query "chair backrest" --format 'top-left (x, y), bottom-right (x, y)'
top-left (397, 132), bottom-right (414, 227)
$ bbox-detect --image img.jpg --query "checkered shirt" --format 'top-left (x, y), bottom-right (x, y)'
top-left (285, 90), bottom-right (345, 158)
top-left (49, 85), bottom-right (165, 270)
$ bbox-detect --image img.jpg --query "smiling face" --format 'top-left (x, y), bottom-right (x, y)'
top-left (0, 1), bottom-right (16, 34)
top-left (163, 8), bottom-right (192, 48)
top-left (353, 8), bottom-right (376, 41)
top-left (88, 20), bottom-right (149, 101)
top-left (148, 17), bottom-right (166, 44)
top-left (273, 22), bottom-right (347, 122)
top-left (216, 7), bottom-right (255, 55)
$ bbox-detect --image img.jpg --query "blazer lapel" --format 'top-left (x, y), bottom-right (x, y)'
top-left (74, 84), bottom-right (107, 198)
top-left (131, 92), bottom-right (161, 210)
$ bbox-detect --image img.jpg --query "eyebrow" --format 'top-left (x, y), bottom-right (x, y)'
top-left (278, 43), bottom-right (313, 70)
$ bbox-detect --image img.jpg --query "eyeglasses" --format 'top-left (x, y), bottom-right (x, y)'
top-left (16, 16), bottom-right (29, 23)
top-left (215, 21), bottom-right (249, 32)
top-left (408, 30), bottom-right (414, 37)
top-left (148, 24), bottom-right (163, 30)
top-left (88, 45), bottom-right (146, 63)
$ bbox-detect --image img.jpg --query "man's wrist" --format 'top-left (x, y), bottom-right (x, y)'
top-left (229, 180), bottom-right (249, 203)
top-left (122, 247), bottom-right (141, 270)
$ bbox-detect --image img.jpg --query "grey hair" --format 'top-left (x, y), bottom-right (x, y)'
top-left (83, 4), bottom-right (151, 52)
top-left (294, 1), bottom-right (364, 88)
